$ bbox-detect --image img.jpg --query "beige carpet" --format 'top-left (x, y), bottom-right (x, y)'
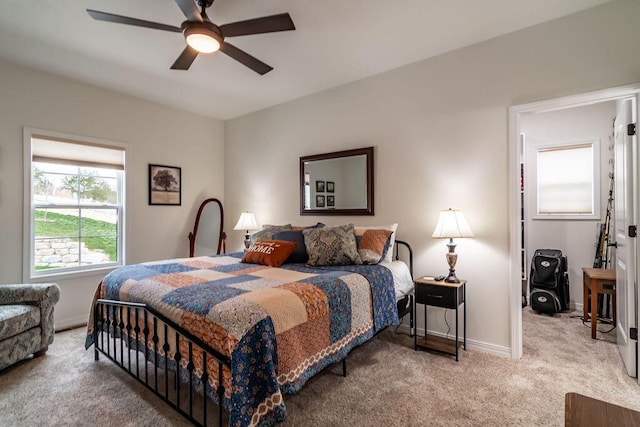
top-left (1, 308), bottom-right (639, 426)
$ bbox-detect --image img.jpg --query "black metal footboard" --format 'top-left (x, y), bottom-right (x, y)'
top-left (93, 299), bottom-right (231, 426)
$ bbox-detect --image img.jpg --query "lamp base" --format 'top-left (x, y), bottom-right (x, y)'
top-left (445, 270), bottom-right (460, 283)
top-left (445, 238), bottom-right (460, 283)
top-left (243, 233), bottom-right (251, 249)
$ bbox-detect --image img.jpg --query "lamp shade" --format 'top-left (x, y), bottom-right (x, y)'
top-left (432, 209), bottom-right (474, 239)
top-left (233, 212), bottom-right (259, 231)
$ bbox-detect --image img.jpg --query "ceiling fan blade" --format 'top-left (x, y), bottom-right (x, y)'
top-left (220, 13), bottom-right (295, 37)
top-left (220, 42), bottom-right (273, 75)
top-left (171, 46), bottom-right (199, 70)
top-left (87, 9), bottom-right (182, 33)
top-left (174, 0), bottom-right (203, 22)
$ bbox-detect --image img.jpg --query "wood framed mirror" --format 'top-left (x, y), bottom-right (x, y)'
top-left (300, 146), bottom-right (374, 216)
top-left (189, 198), bottom-right (226, 256)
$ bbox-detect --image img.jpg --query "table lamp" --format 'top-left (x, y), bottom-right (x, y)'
top-left (233, 212), bottom-right (259, 249)
top-left (432, 208), bottom-right (474, 283)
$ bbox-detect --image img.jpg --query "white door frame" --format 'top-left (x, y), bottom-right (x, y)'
top-left (508, 83), bottom-right (640, 359)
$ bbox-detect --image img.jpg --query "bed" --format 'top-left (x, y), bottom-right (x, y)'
top-left (85, 238), bottom-right (413, 427)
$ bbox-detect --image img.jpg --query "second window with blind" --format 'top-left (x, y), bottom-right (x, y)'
top-left (24, 128), bottom-right (126, 279)
top-left (532, 139), bottom-right (600, 220)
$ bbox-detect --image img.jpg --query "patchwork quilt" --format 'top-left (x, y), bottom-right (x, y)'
top-left (85, 253), bottom-right (398, 426)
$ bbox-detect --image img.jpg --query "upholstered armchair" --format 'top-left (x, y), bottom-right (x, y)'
top-left (0, 283), bottom-right (61, 371)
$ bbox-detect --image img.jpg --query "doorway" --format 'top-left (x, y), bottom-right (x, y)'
top-left (521, 102), bottom-right (614, 316)
top-left (508, 83), bottom-right (640, 368)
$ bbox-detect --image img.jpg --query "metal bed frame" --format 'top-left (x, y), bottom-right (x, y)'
top-left (93, 300), bottom-right (230, 426)
top-left (394, 240), bottom-right (414, 335)
top-left (92, 240), bottom-right (414, 426)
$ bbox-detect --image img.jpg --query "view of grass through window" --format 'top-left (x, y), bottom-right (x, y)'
top-left (33, 161), bottom-right (120, 272)
top-left (35, 210), bottom-right (117, 260)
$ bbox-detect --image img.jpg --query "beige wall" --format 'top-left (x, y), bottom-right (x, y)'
top-left (225, 0), bottom-right (640, 353)
top-left (0, 60), bottom-right (225, 328)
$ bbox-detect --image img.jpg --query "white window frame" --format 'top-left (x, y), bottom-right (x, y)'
top-left (531, 138), bottom-right (601, 220)
top-left (23, 127), bottom-right (126, 280)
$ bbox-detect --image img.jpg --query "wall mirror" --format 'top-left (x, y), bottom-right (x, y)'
top-left (189, 198), bottom-right (226, 256)
top-left (300, 146), bottom-right (374, 215)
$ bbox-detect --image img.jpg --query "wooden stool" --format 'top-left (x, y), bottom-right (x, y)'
top-left (582, 268), bottom-right (616, 339)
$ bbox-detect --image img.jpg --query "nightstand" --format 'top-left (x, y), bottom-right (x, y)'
top-left (414, 276), bottom-right (466, 361)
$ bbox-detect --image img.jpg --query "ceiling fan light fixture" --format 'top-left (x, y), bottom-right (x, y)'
top-left (184, 25), bottom-right (222, 53)
top-left (87, 4), bottom-right (295, 73)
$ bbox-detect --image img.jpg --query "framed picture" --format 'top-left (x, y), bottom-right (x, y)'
top-left (315, 180), bottom-right (325, 192)
top-left (316, 195), bottom-right (325, 208)
top-left (326, 181), bottom-right (335, 193)
top-left (149, 164), bottom-right (181, 205)
top-left (327, 195), bottom-right (335, 207)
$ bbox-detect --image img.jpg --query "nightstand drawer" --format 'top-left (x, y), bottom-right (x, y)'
top-left (415, 283), bottom-right (460, 308)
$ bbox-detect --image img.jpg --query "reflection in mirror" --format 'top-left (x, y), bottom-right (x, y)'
top-left (189, 198), bottom-right (226, 256)
top-left (300, 147), bottom-right (373, 215)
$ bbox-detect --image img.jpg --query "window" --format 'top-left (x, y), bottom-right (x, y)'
top-left (24, 128), bottom-right (125, 279)
top-left (534, 140), bottom-right (600, 219)
top-left (304, 172), bottom-right (311, 210)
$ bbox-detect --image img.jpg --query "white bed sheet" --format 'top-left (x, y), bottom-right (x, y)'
top-left (381, 260), bottom-right (414, 301)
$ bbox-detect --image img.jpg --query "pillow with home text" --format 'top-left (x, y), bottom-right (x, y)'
top-left (241, 239), bottom-right (297, 268)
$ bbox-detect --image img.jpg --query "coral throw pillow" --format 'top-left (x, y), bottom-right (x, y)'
top-left (358, 229), bottom-right (393, 264)
top-left (354, 223), bottom-right (398, 263)
top-left (241, 239), bottom-right (297, 267)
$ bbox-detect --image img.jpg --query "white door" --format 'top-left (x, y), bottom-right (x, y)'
top-left (614, 97), bottom-right (637, 378)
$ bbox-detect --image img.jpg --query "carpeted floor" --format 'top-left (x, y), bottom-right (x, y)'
top-left (1, 308), bottom-right (639, 426)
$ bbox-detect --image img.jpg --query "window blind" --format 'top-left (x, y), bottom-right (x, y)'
top-left (31, 135), bottom-right (125, 170)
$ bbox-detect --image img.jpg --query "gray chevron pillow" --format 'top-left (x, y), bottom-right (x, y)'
top-left (303, 224), bottom-right (362, 266)
top-left (250, 224), bottom-right (292, 246)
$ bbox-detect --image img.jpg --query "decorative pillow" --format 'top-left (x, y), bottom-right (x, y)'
top-left (272, 230), bottom-right (309, 263)
top-left (291, 222), bottom-right (325, 231)
top-left (249, 224), bottom-right (292, 246)
top-left (241, 239), bottom-right (297, 267)
top-left (303, 224), bottom-right (362, 266)
top-left (354, 223), bottom-right (398, 263)
top-left (357, 229), bottom-right (393, 264)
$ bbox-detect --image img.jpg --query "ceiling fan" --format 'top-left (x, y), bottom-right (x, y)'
top-left (87, 0), bottom-right (295, 75)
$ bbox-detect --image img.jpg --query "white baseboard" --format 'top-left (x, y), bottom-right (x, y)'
top-left (395, 324), bottom-right (511, 358)
top-left (55, 315), bottom-right (88, 331)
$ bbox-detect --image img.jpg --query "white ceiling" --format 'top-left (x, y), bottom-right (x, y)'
top-left (0, 0), bottom-right (611, 120)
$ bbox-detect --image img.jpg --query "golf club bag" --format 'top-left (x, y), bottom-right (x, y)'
top-left (529, 249), bottom-right (570, 314)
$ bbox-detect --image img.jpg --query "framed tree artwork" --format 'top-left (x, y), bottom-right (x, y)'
top-left (149, 164), bottom-right (181, 205)
top-left (327, 195), bottom-right (335, 207)
top-left (315, 180), bottom-right (325, 192)
top-left (316, 195), bottom-right (325, 208)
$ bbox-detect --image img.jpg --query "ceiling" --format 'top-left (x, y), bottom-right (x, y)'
top-left (0, 0), bottom-right (611, 120)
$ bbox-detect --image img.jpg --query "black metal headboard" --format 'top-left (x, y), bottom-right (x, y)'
top-left (393, 240), bottom-right (413, 279)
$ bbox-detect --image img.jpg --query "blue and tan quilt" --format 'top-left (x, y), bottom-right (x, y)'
top-left (85, 253), bottom-right (399, 426)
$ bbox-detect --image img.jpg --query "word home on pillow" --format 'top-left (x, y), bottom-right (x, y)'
top-left (241, 239), bottom-right (297, 268)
